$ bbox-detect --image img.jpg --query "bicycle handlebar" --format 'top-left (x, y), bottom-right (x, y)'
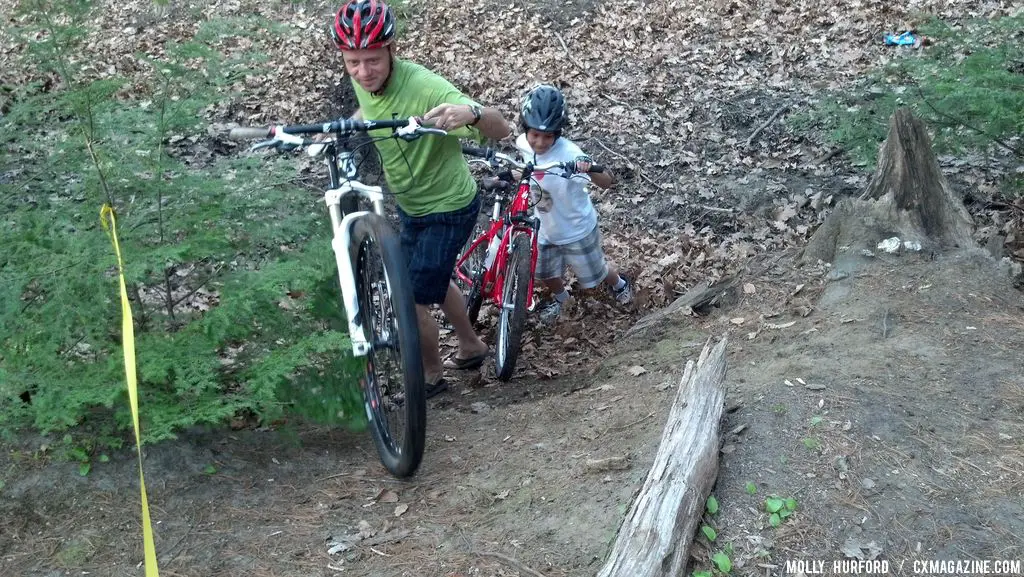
top-left (229, 117), bottom-right (422, 141)
top-left (229, 117), bottom-right (448, 153)
top-left (461, 144), bottom-right (493, 159)
top-left (230, 127), bottom-right (275, 139)
top-left (461, 144), bottom-right (605, 175)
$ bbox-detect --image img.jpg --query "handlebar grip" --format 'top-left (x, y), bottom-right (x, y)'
top-left (462, 144), bottom-right (493, 158)
top-left (562, 162), bottom-right (605, 174)
top-left (229, 127), bottom-right (273, 139)
top-left (481, 176), bottom-right (512, 192)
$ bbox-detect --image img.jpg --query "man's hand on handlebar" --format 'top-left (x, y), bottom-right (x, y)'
top-left (422, 103), bottom-right (477, 131)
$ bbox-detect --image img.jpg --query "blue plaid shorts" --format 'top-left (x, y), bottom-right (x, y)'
top-left (397, 194), bottom-right (481, 305)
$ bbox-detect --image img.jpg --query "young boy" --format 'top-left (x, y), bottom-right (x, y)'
top-left (514, 84), bottom-right (634, 324)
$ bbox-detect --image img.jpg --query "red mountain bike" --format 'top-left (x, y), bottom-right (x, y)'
top-left (454, 145), bottom-right (604, 381)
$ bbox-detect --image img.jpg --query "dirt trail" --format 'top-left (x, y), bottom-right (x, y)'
top-left (3, 247), bottom-right (1023, 577)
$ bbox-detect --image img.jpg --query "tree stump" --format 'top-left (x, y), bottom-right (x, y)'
top-left (597, 337), bottom-right (727, 577)
top-left (801, 108), bottom-right (975, 265)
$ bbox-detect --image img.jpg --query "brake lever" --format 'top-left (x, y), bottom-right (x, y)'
top-left (395, 117), bottom-right (448, 141)
top-left (250, 139), bottom-right (278, 152)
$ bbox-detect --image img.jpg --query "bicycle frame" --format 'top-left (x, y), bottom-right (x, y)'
top-left (454, 172), bottom-right (540, 311)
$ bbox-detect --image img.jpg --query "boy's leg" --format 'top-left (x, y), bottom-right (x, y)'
top-left (601, 263), bottom-right (622, 288)
top-left (542, 276), bottom-right (566, 294)
top-left (563, 226), bottom-right (610, 290)
top-left (535, 243), bottom-right (572, 323)
top-left (563, 226), bottom-right (633, 304)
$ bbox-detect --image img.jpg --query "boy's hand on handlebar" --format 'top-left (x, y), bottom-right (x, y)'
top-left (574, 158), bottom-right (594, 174)
top-left (423, 103), bottom-right (476, 131)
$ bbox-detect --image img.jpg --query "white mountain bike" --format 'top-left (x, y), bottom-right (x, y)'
top-left (230, 116), bottom-right (446, 478)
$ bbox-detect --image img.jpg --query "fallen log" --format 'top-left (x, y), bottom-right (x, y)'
top-left (625, 275), bottom-right (739, 339)
top-left (596, 337), bottom-right (728, 577)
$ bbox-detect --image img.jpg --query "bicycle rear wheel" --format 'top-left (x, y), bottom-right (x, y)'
top-left (351, 214), bottom-right (426, 478)
top-left (494, 233), bottom-right (531, 381)
top-left (455, 228), bottom-right (487, 325)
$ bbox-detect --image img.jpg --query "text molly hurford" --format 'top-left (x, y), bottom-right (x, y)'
top-left (786, 559), bottom-right (1022, 574)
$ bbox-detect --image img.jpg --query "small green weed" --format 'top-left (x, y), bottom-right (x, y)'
top-left (765, 495), bottom-right (798, 527)
top-left (701, 525), bottom-right (717, 542)
top-left (705, 494), bottom-right (719, 515)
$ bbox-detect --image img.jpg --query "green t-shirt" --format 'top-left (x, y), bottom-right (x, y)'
top-left (352, 59), bottom-right (481, 217)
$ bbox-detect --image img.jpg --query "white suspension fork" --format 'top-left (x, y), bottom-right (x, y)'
top-left (325, 181), bottom-right (387, 357)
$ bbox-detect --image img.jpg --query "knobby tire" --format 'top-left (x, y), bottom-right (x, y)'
top-left (351, 214), bottom-right (426, 478)
top-left (494, 233), bottom-right (531, 381)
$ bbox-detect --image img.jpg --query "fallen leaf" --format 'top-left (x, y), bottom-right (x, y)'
top-left (584, 455), bottom-right (631, 472)
top-left (393, 503), bottom-right (409, 517)
top-left (657, 252), bottom-right (681, 267)
top-left (842, 535), bottom-right (883, 560)
top-left (626, 365), bottom-right (647, 376)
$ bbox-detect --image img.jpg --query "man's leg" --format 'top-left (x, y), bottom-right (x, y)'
top-left (440, 281), bottom-right (487, 361)
top-left (415, 304), bottom-right (444, 385)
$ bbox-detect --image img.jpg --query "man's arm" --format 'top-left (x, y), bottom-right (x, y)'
top-left (422, 103), bottom-right (511, 140)
top-left (473, 106), bottom-right (513, 140)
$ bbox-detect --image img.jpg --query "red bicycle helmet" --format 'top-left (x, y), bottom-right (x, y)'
top-left (331, 0), bottom-right (396, 50)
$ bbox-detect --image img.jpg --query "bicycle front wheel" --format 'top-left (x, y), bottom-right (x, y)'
top-left (494, 233), bottom-right (531, 381)
top-left (351, 214), bottom-right (426, 478)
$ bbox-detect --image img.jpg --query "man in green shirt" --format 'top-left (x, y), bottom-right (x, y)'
top-left (332, 0), bottom-right (512, 397)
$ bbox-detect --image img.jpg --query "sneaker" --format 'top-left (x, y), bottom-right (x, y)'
top-left (612, 276), bottom-right (634, 305)
top-left (538, 300), bottom-right (563, 325)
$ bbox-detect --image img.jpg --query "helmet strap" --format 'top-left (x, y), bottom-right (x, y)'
top-left (370, 45), bottom-right (395, 97)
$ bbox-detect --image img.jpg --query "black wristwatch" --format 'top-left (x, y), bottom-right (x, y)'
top-left (468, 105), bottom-right (482, 126)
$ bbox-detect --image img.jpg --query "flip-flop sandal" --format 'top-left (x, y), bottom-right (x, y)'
top-left (425, 378), bottom-right (448, 399)
top-left (445, 353), bottom-right (487, 371)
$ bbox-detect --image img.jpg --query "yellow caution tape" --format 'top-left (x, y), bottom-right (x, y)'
top-left (99, 204), bottom-right (160, 577)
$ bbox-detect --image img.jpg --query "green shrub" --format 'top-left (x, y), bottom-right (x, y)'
top-left (792, 14), bottom-right (1023, 186)
top-left (1, 0), bottom-right (366, 448)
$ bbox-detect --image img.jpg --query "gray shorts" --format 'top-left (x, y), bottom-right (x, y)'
top-left (535, 225), bottom-right (609, 289)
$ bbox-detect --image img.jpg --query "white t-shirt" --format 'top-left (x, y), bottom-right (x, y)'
top-left (515, 134), bottom-right (598, 246)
